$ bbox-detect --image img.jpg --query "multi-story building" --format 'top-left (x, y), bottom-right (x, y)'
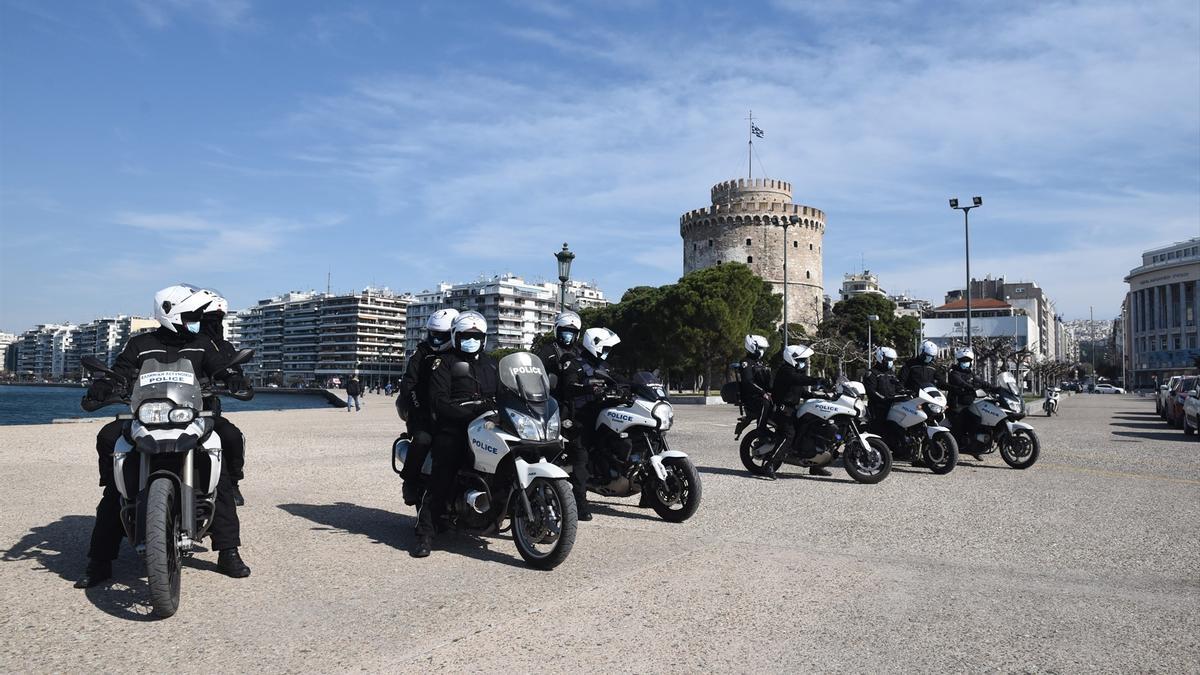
top-left (236, 288), bottom-right (414, 386)
top-left (945, 277), bottom-right (1062, 360)
top-left (0, 333), bottom-right (16, 374)
top-left (404, 276), bottom-right (607, 355)
top-left (14, 324), bottom-right (74, 380)
top-left (921, 298), bottom-right (1039, 353)
top-left (839, 270), bottom-right (886, 302)
top-left (1124, 237), bottom-right (1200, 387)
top-left (72, 316), bottom-right (159, 371)
top-left (888, 292), bottom-right (933, 319)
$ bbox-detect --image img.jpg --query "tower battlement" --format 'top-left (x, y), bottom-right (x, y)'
top-left (710, 178), bottom-right (792, 205)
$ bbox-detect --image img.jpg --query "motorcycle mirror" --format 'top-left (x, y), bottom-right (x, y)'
top-left (81, 355), bottom-right (115, 376)
top-left (224, 348), bottom-right (255, 370)
top-left (548, 373), bottom-right (558, 390)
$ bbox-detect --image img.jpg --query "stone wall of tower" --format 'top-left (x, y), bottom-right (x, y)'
top-left (680, 178), bottom-right (825, 334)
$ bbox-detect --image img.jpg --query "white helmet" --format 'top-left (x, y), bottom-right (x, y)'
top-left (744, 334), bottom-right (769, 358)
top-left (954, 346), bottom-right (975, 368)
top-left (184, 287), bottom-right (228, 318)
top-left (426, 308), bottom-right (459, 352)
top-left (451, 311), bottom-right (487, 355)
top-left (554, 311), bottom-right (582, 346)
top-left (154, 285), bottom-right (210, 333)
top-left (874, 346), bottom-right (898, 368)
top-left (582, 327), bottom-right (621, 360)
top-left (919, 340), bottom-right (939, 362)
top-left (782, 344), bottom-right (814, 370)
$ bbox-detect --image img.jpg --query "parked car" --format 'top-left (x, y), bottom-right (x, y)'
top-left (1183, 388), bottom-right (1200, 437)
top-left (1165, 376), bottom-right (1198, 428)
top-left (1094, 383), bottom-right (1126, 394)
top-left (1157, 376), bottom-right (1181, 417)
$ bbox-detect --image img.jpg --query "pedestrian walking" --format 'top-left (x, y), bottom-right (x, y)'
top-left (345, 376), bottom-right (363, 412)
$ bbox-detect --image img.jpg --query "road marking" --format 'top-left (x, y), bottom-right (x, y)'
top-left (1041, 462), bottom-right (1200, 486)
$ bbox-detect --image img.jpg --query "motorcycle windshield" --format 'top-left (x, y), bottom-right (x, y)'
top-left (996, 371), bottom-right (1020, 395)
top-left (498, 352), bottom-right (550, 403)
top-left (130, 359), bottom-right (203, 412)
top-left (631, 371), bottom-right (668, 401)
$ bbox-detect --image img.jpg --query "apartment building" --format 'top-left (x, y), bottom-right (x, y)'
top-left (0, 333), bottom-right (16, 373)
top-left (945, 277), bottom-right (1064, 360)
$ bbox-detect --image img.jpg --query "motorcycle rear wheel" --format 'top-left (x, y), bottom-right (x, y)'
top-left (650, 457), bottom-right (702, 523)
top-left (145, 477), bottom-right (182, 618)
top-left (512, 478), bottom-right (577, 570)
top-left (1000, 428), bottom-right (1040, 469)
top-left (739, 429), bottom-right (776, 476)
top-left (924, 431), bottom-right (959, 475)
top-left (844, 436), bottom-right (892, 484)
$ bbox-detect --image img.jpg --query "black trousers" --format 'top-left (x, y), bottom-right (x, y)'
top-left (399, 423), bottom-right (433, 485)
top-left (214, 416), bottom-right (245, 482)
top-left (87, 423), bottom-right (243, 560)
top-left (563, 439), bottom-right (590, 504)
top-left (415, 431), bottom-right (467, 538)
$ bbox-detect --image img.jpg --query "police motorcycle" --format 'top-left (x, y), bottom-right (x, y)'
top-left (885, 385), bottom-right (959, 474)
top-left (949, 371), bottom-right (1040, 469)
top-left (740, 381), bottom-right (892, 484)
top-left (559, 370), bottom-right (701, 523)
top-left (392, 352), bottom-right (578, 569)
top-left (1042, 387), bottom-right (1061, 416)
top-left (80, 349), bottom-right (253, 618)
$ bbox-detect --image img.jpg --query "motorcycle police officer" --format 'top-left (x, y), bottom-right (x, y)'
top-left (947, 347), bottom-right (995, 460)
top-left (397, 308), bottom-right (459, 506)
top-left (536, 312), bottom-right (592, 519)
top-left (736, 334), bottom-right (773, 425)
top-left (412, 311), bottom-right (499, 559)
top-left (899, 340), bottom-right (943, 393)
top-left (863, 346), bottom-right (906, 459)
top-left (76, 285), bottom-right (250, 589)
top-left (770, 344), bottom-right (834, 476)
top-left (558, 326), bottom-right (624, 519)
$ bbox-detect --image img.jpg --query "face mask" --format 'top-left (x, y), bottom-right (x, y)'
top-left (560, 331), bottom-right (576, 345)
top-left (185, 322), bottom-right (201, 334)
top-left (923, 354), bottom-right (933, 363)
top-left (960, 361), bottom-right (971, 370)
top-left (885, 360), bottom-right (894, 369)
top-left (460, 338), bottom-right (481, 354)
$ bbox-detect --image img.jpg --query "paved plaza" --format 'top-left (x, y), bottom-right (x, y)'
top-left (1, 393), bottom-right (1197, 672)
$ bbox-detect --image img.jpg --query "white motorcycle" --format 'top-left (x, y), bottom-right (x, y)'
top-left (885, 385), bottom-right (959, 474)
top-left (1042, 387), bottom-right (1060, 416)
top-left (392, 352), bottom-right (578, 569)
top-left (81, 350), bottom-right (253, 618)
top-left (559, 371), bottom-right (701, 522)
top-left (949, 372), bottom-right (1040, 470)
top-left (740, 381), bottom-right (892, 483)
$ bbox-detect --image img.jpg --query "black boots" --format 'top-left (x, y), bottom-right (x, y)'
top-left (401, 481), bottom-right (422, 507)
top-left (411, 536), bottom-right (432, 558)
top-left (74, 559), bottom-right (112, 589)
top-left (231, 483), bottom-right (245, 507)
top-left (217, 548), bottom-right (251, 578)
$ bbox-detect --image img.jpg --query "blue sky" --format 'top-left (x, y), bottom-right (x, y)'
top-left (1, 0), bottom-right (1198, 333)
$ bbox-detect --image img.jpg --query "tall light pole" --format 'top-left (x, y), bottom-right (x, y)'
top-left (555, 242), bottom-right (575, 313)
top-left (949, 196), bottom-right (982, 347)
top-left (784, 216), bottom-right (796, 344)
top-left (1090, 305), bottom-right (1096, 392)
top-left (867, 314), bottom-right (880, 372)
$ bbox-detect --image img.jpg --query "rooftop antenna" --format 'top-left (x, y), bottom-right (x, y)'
top-left (326, 267), bottom-right (331, 296)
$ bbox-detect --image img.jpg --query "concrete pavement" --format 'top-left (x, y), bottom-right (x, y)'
top-left (1, 392), bottom-right (1197, 672)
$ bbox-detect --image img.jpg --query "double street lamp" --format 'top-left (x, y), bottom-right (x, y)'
top-left (949, 196), bottom-right (983, 347)
top-left (867, 313), bottom-right (880, 369)
top-left (555, 242), bottom-right (575, 313)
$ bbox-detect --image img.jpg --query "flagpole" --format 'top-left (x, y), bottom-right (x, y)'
top-left (747, 110), bottom-right (753, 179)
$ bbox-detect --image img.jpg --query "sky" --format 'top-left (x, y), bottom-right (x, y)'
top-left (1, 0), bottom-right (1198, 333)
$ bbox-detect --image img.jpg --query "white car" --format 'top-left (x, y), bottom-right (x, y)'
top-left (1094, 384), bottom-right (1125, 394)
top-left (1184, 389), bottom-right (1200, 437)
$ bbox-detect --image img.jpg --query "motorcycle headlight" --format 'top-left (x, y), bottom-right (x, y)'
top-left (854, 399), bottom-right (866, 416)
top-left (546, 409), bottom-right (560, 440)
top-left (926, 403), bottom-right (944, 415)
top-left (137, 401), bottom-right (173, 425)
top-left (652, 402), bottom-right (674, 430)
top-left (168, 407), bottom-right (196, 424)
top-left (507, 409), bottom-right (544, 441)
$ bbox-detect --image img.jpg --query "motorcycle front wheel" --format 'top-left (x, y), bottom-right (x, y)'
top-left (145, 477), bottom-right (182, 618)
top-left (739, 429), bottom-right (776, 476)
top-left (649, 456), bottom-right (702, 523)
top-left (924, 431), bottom-right (959, 475)
top-left (1000, 428), bottom-right (1040, 469)
top-left (844, 435), bottom-right (892, 484)
top-left (512, 478), bottom-right (577, 570)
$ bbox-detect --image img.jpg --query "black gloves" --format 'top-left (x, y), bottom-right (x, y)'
top-left (87, 379), bottom-right (114, 401)
top-left (225, 374), bottom-right (248, 393)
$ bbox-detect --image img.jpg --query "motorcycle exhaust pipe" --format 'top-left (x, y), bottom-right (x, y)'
top-left (465, 490), bottom-right (490, 514)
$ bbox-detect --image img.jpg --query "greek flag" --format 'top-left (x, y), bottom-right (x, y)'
top-left (751, 125), bottom-right (764, 138)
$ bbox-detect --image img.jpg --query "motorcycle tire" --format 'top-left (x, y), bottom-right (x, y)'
top-left (145, 477), bottom-right (182, 618)
top-left (1000, 428), bottom-right (1040, 470)
top-left (512, 478), bottom-right (577, 570)
top-left (650, 457), bottom-right (702, 523)
top-left (924, 431), bottom-right (959, 475)
top-left (844, 436), bottom-right (892, 484)
top-left (739, 429), bottom-right (776, 476)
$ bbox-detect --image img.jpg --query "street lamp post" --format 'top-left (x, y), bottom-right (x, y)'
top-left (784, 216), bottom-right (797, 344)
top-left (949, 196), bottom-right (983, 348)
top-left (555, 242), bottom-right (575, 313)
top-left (867, 314), bottom-right (880, 371)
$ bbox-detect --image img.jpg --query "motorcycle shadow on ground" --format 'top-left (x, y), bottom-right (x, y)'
top-left (695, 464), bottom-right (858, 485)
top-left (0, 514), bottom-right (187, 621)
top-left (277, 502), bottom-right (526, 569)
top-left (584, 500), bottom-right (660, 522)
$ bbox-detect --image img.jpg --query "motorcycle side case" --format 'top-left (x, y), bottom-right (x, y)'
top-left (392, 437), bottom-right (432, 476)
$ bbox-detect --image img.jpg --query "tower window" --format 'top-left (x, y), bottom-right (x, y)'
top-left (716, 260), bottom-right (722, 265)
top-left (693, 243), bottom-right (697, 251)
top-left (745, 238), bottom-right (752, 246)
top-left (809, 243), bottom-right (813, 250)
top-left (793, 241), bottom-right (798, 248)
top-left (747, 256), bottom-right (753, 263)
top-left (708, 239), bottom-right (713, 247)
top-left (806, 271), bottom-right (811, 279)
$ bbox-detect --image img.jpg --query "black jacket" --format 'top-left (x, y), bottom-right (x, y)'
top-left (899, 356), bottom-right (942, 392)
top-left (947, 367), bottom-right (991, 407)
top-left (737, 357), bottom-right (773, 403)
top-left (346, 379), bottom-right (362, 397)
top-left (536, 340), bottom-right (580, 403)
top-left (559, 354), bottom-right (612, 415)
top-left (112, 327), bottom-right (227, 383)
top-left (864, 364), bottom-right (904, 410)
top-left (429, 351), bottom-right (499, 431)
top-left (398, 342), bottom-right (438, 424)
top-left (770, 365), bottom-right (829, 408)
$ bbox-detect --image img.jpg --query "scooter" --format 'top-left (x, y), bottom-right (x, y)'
top-left (1042, 387), bottom-right (1060, 416)
top-left (884, 385), bottom-right (959, 474)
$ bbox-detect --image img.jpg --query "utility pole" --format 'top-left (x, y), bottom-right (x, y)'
top-left (1090, 305), bottom-right (1096, 392)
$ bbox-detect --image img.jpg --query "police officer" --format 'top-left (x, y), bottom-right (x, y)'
top-left (864, 346), bottom-right (906, 458)
top-left (947, 347), bottom-right (994, 460)
top-left (537, 312), bottom-right (591, 519)
top-left (412, 311), bottom-right (499, 558)
top-left (770, 344), bottom-right (834, 476)
top-left (76, 285), bottom-right (250, 588)
top-left (397, 308), bottom-right (459, 506)
top-left (559, 326), bottom-right (622, 520)
top-left (899, 339), bottom-right (943, 393)
top-left (736, 334), bottom-right (773, 429)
